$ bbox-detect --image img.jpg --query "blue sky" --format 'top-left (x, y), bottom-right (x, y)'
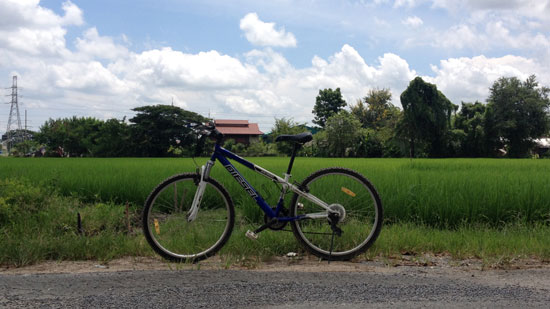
top-left (1, 0), bottom-right (549, 133)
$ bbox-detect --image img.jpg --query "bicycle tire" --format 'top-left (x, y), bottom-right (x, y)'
top-left (290, 167), bottom-right (383, 261)
top-left (142, 173), bottom-right (235, 262)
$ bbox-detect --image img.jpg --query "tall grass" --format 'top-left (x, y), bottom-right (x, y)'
top-left (1, 157), bottom-right (550, 227)
top-left (2, 177), bottom-right (550, 267)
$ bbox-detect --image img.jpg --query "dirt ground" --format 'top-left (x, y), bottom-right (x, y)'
top-left (2, 253), bottom-right (550, 278)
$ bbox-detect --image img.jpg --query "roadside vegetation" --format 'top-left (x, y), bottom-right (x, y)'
top-left (1, 159), bottom-right (550, 268)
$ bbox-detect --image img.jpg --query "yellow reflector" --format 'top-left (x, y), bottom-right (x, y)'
top-left (154, 219), bottom-right (160, 235)
top-left (341, 187), bottom-right (356, 197)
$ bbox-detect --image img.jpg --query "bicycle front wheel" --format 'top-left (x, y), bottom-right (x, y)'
top-left (290, 167), bottom-right (383, 261)
top-left (142, 173), bottom-right (234, 262)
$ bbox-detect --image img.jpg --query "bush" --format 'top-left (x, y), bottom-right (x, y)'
top-left (0, 178), bottom-right (141, 267)
top-left (0, 178), bottom-right (49, 225)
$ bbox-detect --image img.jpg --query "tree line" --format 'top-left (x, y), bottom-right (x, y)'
top-left (304, 75), bottom-right (549, 158)
top-left (9, 75), bottom-right (550, 158)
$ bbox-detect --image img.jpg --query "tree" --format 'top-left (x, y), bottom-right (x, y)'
top-left (11, 139), bottom-right (40, 157)
top-left (487, 75), bottom-right (550, 157)
top-left (399, 77), bottom-right (456, 157)
top-left (312, 88), bottom-right (346, 128)
top-left (37, 117), bottom-right (103, 156)
top-left (351, 88), bottom-right (396, 129)
top-left (129, 105), bottom-right (208, 157)
top-left (270, 118), bottom-right (307, 156)
top-left (325, 111), bottom-right (361, 157)
top-left (453, 102), bottom-right (487, 157)
top-left (94, 118), bottom-right (132, 157)
top-left (351, 88), bottom-right (403, 157)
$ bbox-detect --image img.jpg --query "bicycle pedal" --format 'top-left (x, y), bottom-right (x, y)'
top-left (245, 230), bottom-right (258, 240)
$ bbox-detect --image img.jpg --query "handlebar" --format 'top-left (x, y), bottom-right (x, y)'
top-left (186, 122), bottom-right (224, 145)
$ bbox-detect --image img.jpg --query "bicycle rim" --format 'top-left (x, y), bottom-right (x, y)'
top-left (291, 168), bottom-right (382, 260)
top-left (143, 175), bottom-right (234, 261)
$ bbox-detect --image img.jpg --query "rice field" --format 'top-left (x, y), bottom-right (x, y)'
top-left (1, 157), bottom-right (550, 227)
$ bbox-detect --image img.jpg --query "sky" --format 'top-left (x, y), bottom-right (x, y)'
top-left (1, 0), bottom-right (549, 133)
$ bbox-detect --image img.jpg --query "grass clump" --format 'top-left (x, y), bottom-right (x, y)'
top-left (365, 222), bottom-right (550, 262)
top-left (0, 178), bottom-right (150, 267)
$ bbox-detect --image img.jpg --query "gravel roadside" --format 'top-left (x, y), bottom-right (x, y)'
top-left (2, 256), bottom-right (550, 308)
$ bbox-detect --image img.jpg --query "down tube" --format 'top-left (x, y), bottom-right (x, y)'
top-left (214, 152), bottom-right (276, 218)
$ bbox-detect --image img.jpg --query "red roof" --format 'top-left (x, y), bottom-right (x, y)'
top-left (214, 120), bottom-right (263, 135)
top-left (215, 119), bottom-right (249, 126)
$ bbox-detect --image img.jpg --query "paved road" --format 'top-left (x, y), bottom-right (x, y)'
top-left (2, 266), bottom-right (550, 308)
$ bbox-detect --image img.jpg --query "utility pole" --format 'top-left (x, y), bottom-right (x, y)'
top-left (24, 109), bottom-right (27, 142)
top-left (6, 76), bottom-right (22, 154)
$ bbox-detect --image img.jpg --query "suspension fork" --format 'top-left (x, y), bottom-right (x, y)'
top-left (187, 160), bottom-right (214, 222)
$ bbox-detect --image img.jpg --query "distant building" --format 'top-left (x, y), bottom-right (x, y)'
top-left (534, 137), bottom-right (550, 156)
top-left (214, 119), bottom-right (263, 145)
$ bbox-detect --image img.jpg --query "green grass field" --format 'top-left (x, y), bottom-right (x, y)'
top-left (1, 157), bottom-right (549, 227)
top-left (1, 169), bottom-right (550, 267)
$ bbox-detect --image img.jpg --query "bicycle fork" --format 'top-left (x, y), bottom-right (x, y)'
top-left (187, 160), bottom-right (214, 222)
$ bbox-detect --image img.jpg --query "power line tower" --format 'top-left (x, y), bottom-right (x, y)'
top-left (6, 75), bottom-right (23, 154)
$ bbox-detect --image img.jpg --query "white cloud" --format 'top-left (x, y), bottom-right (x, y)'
top-left (432, 0), bottom-right (550, 21)
top-left (51, 61), bottom-right (128, 94)
top-left (440, 21), bottom-right (550, 58)
top-left (61, 1), bottom-right (84, 26)
top-left (3, 0), bottom-right (550, 132)
top-left (393, 0), bottom-right (426, 8)
top-left (402, 16), bottom-right (423, 27)
top-left (127, 48), bottom-right (261, 89)
top-left (436, 24), bottom-right (481, 50)
top-left (76, 28), bottom-right (129, 60)
top-left (239, 13), bottom-right (297, 47)
top-left (245, 48), bottom-right (294, 76)
top-left (0, 0), bottom-right (72, 57)
top-left (425, 55), bottom-right (549, 104)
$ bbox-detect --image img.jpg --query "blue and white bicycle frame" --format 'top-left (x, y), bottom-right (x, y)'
top-left (187, 143), bottom-right (335, 224)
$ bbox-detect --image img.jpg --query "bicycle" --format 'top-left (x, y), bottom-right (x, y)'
top-left (142, 123), bottom-right (383, 262)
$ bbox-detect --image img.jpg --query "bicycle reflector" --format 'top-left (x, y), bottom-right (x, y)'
top-left (341, 187), bottom-right (356, 197)
top-left (154, 219), bottom-right (160, 235)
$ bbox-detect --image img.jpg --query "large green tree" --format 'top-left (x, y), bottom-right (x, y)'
top-left (324, 111), bottom-right (361, 157)
top-left (399, 77), bottom-right (456, 157)
top-left (129, 105), bottom-right (208, 157)
top-left (37, 117), bottom-right (103, 156)
top-left (351, 88), bottom-right (403, 157)
top-left (487, 75), bottom-right (550, 157)
top-left (351, 88), bottom-right (398, 129)
top-left (94, 118), bottom-right (133, 157)
top-left (453, 101), bottom-right (487, 157)
top-left (312, 88), bottom-right (346, 128)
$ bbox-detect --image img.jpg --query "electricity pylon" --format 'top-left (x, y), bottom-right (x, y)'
top-left (6, 76), bottom-right (23, 154)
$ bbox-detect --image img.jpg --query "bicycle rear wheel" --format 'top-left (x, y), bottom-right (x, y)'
top-left (142, 173), bottom-right (234, 262)
top-left (290, 167), bottom-right (383, 261)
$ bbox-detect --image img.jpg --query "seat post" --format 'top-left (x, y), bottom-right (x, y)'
top-left (286, 143), bottom-right (300, 174)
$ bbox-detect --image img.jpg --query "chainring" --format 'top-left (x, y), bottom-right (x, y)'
top-left (264, 207), bottom-right (289, 230)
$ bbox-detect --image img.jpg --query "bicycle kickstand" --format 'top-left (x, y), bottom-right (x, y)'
top-left (328, 213), bottom-right (343, 264)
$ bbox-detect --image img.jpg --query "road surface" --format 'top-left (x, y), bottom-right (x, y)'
top-left (2, 258), bottom-right (550, 308)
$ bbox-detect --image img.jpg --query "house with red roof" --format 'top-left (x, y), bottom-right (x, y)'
top-left (214, 119), bottom-right (263, 145)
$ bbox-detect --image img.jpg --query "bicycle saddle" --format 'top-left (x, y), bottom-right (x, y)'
top-left (275, 132), bottom-right (313, 144)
